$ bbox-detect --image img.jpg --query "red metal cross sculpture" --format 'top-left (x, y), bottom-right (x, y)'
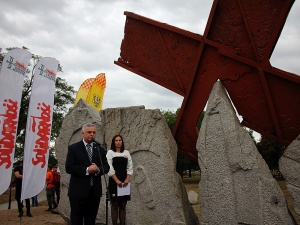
top-left (115, 0), bottom-right (300, 161)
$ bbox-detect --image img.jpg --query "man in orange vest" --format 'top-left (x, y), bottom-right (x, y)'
top-left (45, 164), bottom-right (57, 211)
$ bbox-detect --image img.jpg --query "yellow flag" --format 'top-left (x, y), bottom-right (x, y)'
top-left (74, 78), bottom-right (95, 106)
top-left (86, 73), bottom-right (106, 110)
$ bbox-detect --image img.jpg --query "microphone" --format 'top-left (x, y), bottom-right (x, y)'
top-left (92, 137), bottom-right (102, 146)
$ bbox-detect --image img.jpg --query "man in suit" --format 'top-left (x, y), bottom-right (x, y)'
top-left (65, 123), bottom-right (110, 225)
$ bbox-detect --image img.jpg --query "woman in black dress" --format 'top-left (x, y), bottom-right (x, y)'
top-left (106, 135), bottom-right (133, 225)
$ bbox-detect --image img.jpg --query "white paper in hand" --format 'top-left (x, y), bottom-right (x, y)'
top-left (117, 183), bottom-right (130, 196)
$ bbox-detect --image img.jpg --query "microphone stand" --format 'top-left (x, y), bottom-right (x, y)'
top-left (93, 140), bottom-right (111, 225)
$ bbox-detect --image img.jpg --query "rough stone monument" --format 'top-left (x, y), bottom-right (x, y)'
top-left (197, 81), bottom-right (296, 224)
top-left (279, 135), bottom-right (300, 217)
top-left (55, 99), bottom-right (199, 225)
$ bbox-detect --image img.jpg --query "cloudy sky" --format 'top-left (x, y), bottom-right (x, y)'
top-left (0, 0), bottom-right (299, 112)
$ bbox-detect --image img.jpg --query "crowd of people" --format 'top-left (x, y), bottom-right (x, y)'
top-left (14, 122), bottom-right (133, 225)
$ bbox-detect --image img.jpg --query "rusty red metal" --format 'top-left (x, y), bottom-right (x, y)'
top-left (115, 0), bottom-right (300, 162)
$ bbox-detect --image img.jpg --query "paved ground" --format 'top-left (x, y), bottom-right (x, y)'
top-left (0, 188), bottom-right (47, 211)
top-left (0, 189), bottom-right (67, 225)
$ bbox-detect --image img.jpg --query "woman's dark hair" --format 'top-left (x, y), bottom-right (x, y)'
top-left (110, 134), bottom-right (125, 152)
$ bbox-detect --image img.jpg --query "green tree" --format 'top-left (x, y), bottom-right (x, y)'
top-left (0, 47), bottom-right (76, 163)
top-left (162, 108), bottom-right (180, 131)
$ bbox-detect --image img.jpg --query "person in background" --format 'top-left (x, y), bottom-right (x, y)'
top-left (52, 165), bottom-right (61, 205)
top-left (31, 195), bottom-right (38, 207)
top-left (65, 123), bottom-right (110, 225)
top-left (106, 134), bottom-right (133, 225)
top-left (14, 160), bottom-right (33, 217)
top-left (45, 164), bottom-right (57, 211)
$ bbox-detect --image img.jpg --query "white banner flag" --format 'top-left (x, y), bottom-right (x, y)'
top-left (21, 57), bottom-right (58, 200)
top-left (0, 48), bottom-right (32, 195)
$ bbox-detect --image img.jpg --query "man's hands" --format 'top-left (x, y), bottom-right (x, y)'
top-left (88, 163), bottom-right (99, 174)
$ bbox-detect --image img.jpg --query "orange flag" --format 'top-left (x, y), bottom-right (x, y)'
top-left (74, 78), bottom-right (95, 106)
top-left (86, 73), bottom-right (106, 110)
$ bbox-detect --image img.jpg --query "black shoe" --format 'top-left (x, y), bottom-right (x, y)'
top-left (51, 209), bottom-right (59, 214)
top-left (18, 212), bottom-right (23, 217)
top-left (26, 212), bottom-right (33, 217)
top-left (53, 204), bottom-right (58, 209)
top-left (45, 208), bottom-right (52, 211)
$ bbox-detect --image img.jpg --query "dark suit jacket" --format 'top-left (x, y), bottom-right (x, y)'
top-left (65, 140), bottom-right (110, 198)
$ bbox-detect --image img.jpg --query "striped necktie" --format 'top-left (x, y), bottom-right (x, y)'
top-left (86, 144), bottom-right (92, 163)
top-left (86, 144), bottom-right (93, 186)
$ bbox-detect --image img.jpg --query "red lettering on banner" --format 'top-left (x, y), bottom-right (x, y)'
top-left (30, 116), bottom-right (38, 132)
top-left (31, 103), bottom-right (51, 168)
top-left (16, 61), bottom-right (26, 70)
top-left (46, 69), bottom-right (56, 77)
top-left (0, 99), bottom-right (18, 169)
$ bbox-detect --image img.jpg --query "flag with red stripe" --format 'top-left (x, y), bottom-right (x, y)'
top-left (21, 57), bottom-right (58, 200)
top-left (0, 48), bottom-right (31, 195)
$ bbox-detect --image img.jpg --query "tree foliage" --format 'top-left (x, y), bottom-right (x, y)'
top-left (0, 47), bottom-right (76, 162)
top-left (162, 108), bottom-right (180, 131)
